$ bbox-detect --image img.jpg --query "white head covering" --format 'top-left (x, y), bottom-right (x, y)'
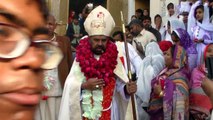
top-left (179, 1), bottom-right (191, 13)
top-left (169, 19), bottom-right (186, 32)
top-left (84, 5), bottom-right (115, 36)
top-left (187, 1), bottom-right (213, 37)
top-left (165, 19), bottom-right (185, 42)
top-left (136, 42), bottom-right (165, 106)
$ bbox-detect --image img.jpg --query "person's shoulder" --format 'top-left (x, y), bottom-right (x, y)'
top-left (149, 27), bottom-right (161, 35)
top-left (144, 30), bottom-right (156, 39)
top-left (144, 29), bottom-right (154, 35)
top-left (57, 35), bottom-right (70, 41)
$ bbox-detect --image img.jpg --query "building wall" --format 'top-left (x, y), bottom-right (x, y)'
top-left (107, 0), bottom-right (129, 33)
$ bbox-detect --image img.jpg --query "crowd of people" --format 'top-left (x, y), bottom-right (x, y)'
top-left (2, 0), bottom-right (213, 120)
top-left (63, 0), bottom-right (213, 120)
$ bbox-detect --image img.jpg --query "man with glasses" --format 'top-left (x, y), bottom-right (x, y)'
top-left (0, 0), bottom-right (62, 120)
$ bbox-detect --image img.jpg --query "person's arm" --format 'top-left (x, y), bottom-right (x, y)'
top-left (201, 77), bottom-right (213, 105)
top-left (127, 43), bottom-right (142, 77)
top-left (116, 79), bottom-right (137, 101)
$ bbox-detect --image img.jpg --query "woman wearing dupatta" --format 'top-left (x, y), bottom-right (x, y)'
top-left (148, 45), bottom-right (189, 120)
top-left (171, 28), bottom-right (197, 72)
top-left (164, 19), bottom-right (185, 43)
top-left (187, 1), bottom-right (213, 66)
top-left (189, 44), bottom-right (213, 120)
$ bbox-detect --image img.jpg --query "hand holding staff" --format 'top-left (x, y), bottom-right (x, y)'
top-left (120, 11), bottom-right (137, 120)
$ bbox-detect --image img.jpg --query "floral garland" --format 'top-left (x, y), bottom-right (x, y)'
top-left (76, 37), bottom-right (118, 119)
top-left (42, 70), bottom-right (56, 100)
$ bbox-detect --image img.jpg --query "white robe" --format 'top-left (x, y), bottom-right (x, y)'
top-left (136, 42), bottom-right (165, 120)
top-left (115, 41), bottom-right (142, 78)
top-left (58, 57), bottom-right (135, 120)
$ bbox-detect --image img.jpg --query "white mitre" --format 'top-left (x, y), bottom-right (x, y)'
top-left (84, 5), bottom-right (115, 36)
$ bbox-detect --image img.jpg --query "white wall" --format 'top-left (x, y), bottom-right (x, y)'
top-left (128, 0), bottom-right (135, 23)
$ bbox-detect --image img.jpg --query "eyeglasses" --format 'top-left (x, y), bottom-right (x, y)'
top-left (0, 23), bottom-right (63, 69)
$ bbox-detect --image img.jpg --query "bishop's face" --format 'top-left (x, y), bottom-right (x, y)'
top-left (89, 35), bottom-right (108, 55)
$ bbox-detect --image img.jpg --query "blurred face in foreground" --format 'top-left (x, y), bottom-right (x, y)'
top-left (0, 0), bottom-right (49, 119)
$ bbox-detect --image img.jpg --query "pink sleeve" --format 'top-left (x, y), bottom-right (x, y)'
top-left (190, 68), bottom-right (205, 89)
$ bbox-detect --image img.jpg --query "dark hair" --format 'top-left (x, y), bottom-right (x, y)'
top-left (112, 31), bottom-right (124, 41)
top-left (167, 21), bottom-right (171, 27)
top-left (136, 9), bottom-right (143, 14)
top-left (131, 15), bottom-right (137, 19)
top-left (143, 9), bottom-right (149, 15)
top-left (125, 25), bottom-right (130, 31)
top-left (167, 3), bottom-right (174, 10)
top-left (171, 31), bottom-right (179, 38)
top-left (208, 0), bottom-right (213, 3)
top-left (141, 16), bottom-right (151, 22)
top-left (171, 45), bottom-right (176, 58)
top-left (128, 19), bottom-right (142, 27)
top-left (36, 0), bottom-right (49, 21)
top-left (73, 15), bottom-right (79, 20)
top-left (154, 14), bottom-right (161, 21)
top-left (194, 5), bottom-right (204, 20)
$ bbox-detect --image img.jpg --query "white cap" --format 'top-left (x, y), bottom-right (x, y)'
top-left (84, 5), bottom-right (115, 36)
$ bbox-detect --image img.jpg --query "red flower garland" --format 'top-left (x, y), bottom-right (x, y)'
top-left (76, 37), bottom-right (118, 84)
top-left (76, 37), bottom-right (118, 120)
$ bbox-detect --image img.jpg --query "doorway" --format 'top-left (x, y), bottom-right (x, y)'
top-left (135, 0), bottom-right (150, 15)
top-left (69, 0), bottom-right (107, 16)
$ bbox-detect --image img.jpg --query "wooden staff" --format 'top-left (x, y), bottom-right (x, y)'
top-left (120, 11), bottom-right (137, 120)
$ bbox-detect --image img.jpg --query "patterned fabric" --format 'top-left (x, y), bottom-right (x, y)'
top-left (189, 44), bottom-right (213, 119)
top-left (148, 45), bottom-right (189, 120)
top-left (174, 28), bottom-right (197, 54)
top-left (173, 46), bottom-right (187, 68)
top-left (174, 28), bottom-right (197, 71)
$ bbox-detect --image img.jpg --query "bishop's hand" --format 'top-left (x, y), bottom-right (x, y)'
top-left (125, 81), bottom-right (137, 95)
top-left (81, 78), bottom-right (105, 90)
